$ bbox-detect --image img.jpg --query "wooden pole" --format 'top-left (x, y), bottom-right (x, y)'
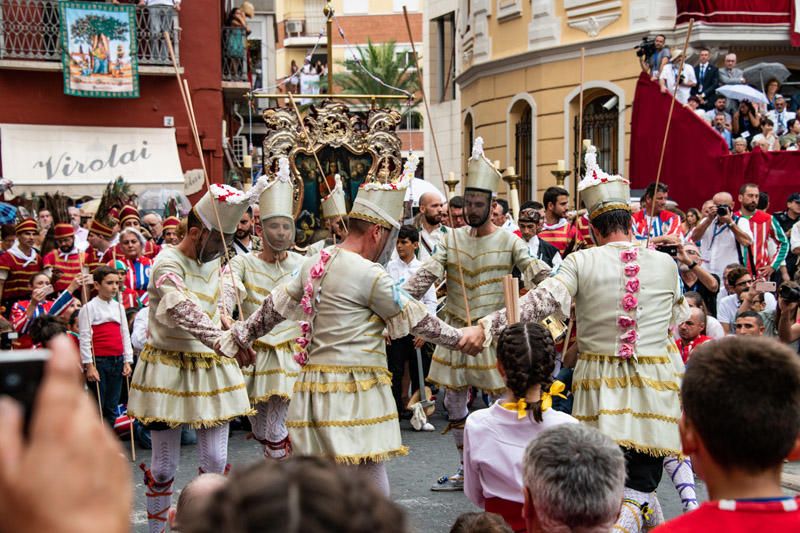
top-left (126, 375), bottom-right (136, 462)
top-left (576, 47), bottom-right (585, 211)
top-left (402, 6), bottom-right (472, 325)
top-left (164, 32), bottom-right (244, 319)
top-left (647, 19), bottom-right (694, 248)
top-left (77, 252), bottom-right (103, 422)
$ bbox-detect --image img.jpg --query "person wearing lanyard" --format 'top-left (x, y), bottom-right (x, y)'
top-left (693, 192), bottom-right (753, 281)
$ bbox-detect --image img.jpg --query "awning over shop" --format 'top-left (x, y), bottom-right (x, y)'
top-left (0, 124), bottom-right (183, 196)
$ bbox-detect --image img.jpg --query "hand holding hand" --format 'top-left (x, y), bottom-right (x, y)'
top-left (234, 346), bottom-right (257, 368)
top-left (457, 325), bottom-right (485, 356)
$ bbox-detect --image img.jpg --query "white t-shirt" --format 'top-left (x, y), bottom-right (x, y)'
top-left (659, 63), bottom-right (696, 104)
top-left (717, 292), bottom-right (776, 330)
top-left (698, 217), bottom-right (753, 280)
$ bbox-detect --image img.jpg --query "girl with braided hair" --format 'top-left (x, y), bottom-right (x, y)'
top-left (463, 322), bottom-right (577, 533)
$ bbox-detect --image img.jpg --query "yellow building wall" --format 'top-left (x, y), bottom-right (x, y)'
top-left (461, 49), bottom-right (641, 200)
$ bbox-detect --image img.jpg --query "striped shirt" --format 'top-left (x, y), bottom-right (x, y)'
top-left (43, 249), bottom-right (85, 292)
top-left (632, 210), bottom-right (683, 240)
top-left (10, 289), bottom-right (75, 349)
top-left (538, 218), bottom-right (577, 256)
top-left (574, 214), bottom-right (594, 249)
top-left (0, 250), bottom-right (42, 304)
top-left (735, 210), bottom-right (789, 273)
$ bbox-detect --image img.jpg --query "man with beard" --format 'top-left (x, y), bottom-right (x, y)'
top-left (539, 186), bottom-right (578, 256)
top-left (417, 191), bottom-right (448, 260)
top-left (229, 208), bottom-right (261, 257)
top-left (43, 223), bottom-right (84, 293)
top-left (403, 138), bottom-right (548, 492)
top-left (219, 159), bottom-right (303, 460)
top-left (735, 183), bottom-right (789, 282)
top-left (0, 219), bottom-right (43, 314)
top-left (216, 155), bottom-right (484, 496)
top-left (129, 182), bottom-right (264, 533)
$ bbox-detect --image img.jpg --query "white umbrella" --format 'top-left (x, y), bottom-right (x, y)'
top-left (405, 178), bottom-right (445, 207)
top-left (716, 84), bottom-right (768, 105)
top-left (137, 189), bottom-right (192, 216)
top-left (743, 62), bottom-right (791, 87)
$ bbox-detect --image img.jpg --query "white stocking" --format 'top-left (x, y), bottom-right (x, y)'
top-left (197, 423), bottom-right (230, 475)
top-left (444, 388), bottom-right (469, 465)
top-left (663, 456), bottom-right (698, 512)
top-left (614, 488), bottom-right (663, 533)
top-left (145, 428), bottom-right (181, 533)
top-left (355, 461), bottom-right (390, 497)
top-left (249, 397), bottom-right (291, 459)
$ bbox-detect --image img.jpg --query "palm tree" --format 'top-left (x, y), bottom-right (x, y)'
top-left (332, 39), bottom-right (420, 109)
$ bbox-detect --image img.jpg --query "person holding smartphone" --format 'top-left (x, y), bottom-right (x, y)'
top-left (10, 271), bottom-right (86, 349)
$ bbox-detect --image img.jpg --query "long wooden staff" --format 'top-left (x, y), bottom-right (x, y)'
top-left (77, 252), bottom-right (103, 422)
top-left (646, 19), bottom-right (694, 248)
top-left (164, 32), bottom-right (244, 320)
top-left (402, 6), bottom-right (472, 325)
top-left (576, 47), bottom-right (585, 212)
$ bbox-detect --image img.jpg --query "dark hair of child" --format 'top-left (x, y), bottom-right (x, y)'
top-left (93, 265), bottom-right (118, 284)
top-left (683, 337), bottom-right (800, 472)
top-left (496, 322), bottom-right (557, 423)
top-left (398, 224), bottom-right (419, 243)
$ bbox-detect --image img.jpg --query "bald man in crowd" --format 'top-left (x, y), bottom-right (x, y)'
top-left (693, 191), bottom-right (753, 279)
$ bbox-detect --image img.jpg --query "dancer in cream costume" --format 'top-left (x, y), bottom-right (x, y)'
top-left (478, 146), bottom-right (691, 532)
top-left (403, 138), bottom-right (548, 491)
top-left (306, 174), bottom-right (348, 255)
top-left (220, 158), bottom-right (303, 460)
top-left (217, 156), bottom-right (484, 495)
top-left (129, 181), bottom-right (264, 533)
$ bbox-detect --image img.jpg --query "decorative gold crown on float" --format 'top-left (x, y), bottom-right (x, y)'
top-left (577, 145), bottom-right (631, 220)
top-left (348, 155), bottom-right (415, 229)
top-left (259, 157), bottom-right (297, 221)
top-left (320, 173), bottom-right (348, 220)
top-left (465, 137), bottom-right (501, 193)
top-left (193, 178), bottom-right (267, 234)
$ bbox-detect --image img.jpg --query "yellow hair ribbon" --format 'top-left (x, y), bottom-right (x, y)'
top-left (501, 380), bottom-right (567, 419)
top-left (540, 380), bottom-right (567, 412)
top-left (500, 398), bottom-right (529, 420)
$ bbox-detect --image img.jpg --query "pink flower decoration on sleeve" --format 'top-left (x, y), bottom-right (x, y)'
top-left (299, 321), bottom-right (311, 334)
top-left (617, 343), bottom-right (635, 360)
top-left (309, 261), bottom-right (325, 279)
top-left (293, 351), bottom-right (308, 366)
top-left (625, 279), bottom-right (640, 294)
top-left (620, 248), bottom-right (639, 263)
top-left (624, 263), bottom-right (640, 277)
top-left (617, 315), bottom-right (636, 329)
top-left (620, 329), bottom-right (639, 344)
top-left (319, 249), bottom-right (331, 262)
top-left (621, 293), bottom-right (638, 312)
top-left (295, 336), bottom-right (310, 349)
top-left (300, 295), bottom-right (313, 315)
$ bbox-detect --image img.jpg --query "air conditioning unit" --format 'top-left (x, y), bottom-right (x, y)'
top-left (285, 19), bottom-right (304, 36)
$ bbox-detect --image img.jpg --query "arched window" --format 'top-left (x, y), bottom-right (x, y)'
top-left (573, 93), bottom-right (619, 176)
top-left (463, 112), bottom-right (474, 175)
top-left (513, 105), bottom-right (533, 202)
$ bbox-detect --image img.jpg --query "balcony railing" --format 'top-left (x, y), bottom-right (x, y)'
top-left (0, 0), bottom-right (180, 66)
top-left (222, 26), bottom-right (247, 83)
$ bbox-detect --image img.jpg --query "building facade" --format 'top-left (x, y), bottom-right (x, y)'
top-left (446, 0), bottom-right (800, 202)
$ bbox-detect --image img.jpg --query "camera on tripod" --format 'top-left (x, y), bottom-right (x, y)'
top-left (635, 37), bottom-right (657, 59)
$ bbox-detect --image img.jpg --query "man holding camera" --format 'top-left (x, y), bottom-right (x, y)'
top-left (659, 49), bottom-right (696, 105)
top-left (639, 34), bottom-right (670, 79)
top-left (778, 283), bottom-right (800, 344)
top-left (694, 191), bottom-right (753, 281)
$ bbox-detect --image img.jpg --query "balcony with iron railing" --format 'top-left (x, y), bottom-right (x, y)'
top-left (0, 0), bottom-right (180, 72)
top-left (221, 26), bottom-right (248, 85)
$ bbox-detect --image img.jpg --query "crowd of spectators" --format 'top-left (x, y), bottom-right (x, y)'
top-left (644, 37), bottom-right (800, 153)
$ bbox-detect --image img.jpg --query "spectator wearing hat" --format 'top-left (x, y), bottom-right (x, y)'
top-left (85, 218), bottom-right (115, 273)
top-left (102, 205), bottom-right (160, 261)
top-left (161, 215), bottom-right (181, 246)
top-left (43, 223), bottom-right (85, 293)
top-left (0, 218), bottom-right (43, 313)
top-left (659, 49), bottom-right (696, 104)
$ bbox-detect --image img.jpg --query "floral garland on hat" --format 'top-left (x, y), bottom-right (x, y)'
top-left (617, 246), bottom-right (640, 360)
top-left (292, 248), bottom-right (333, 366)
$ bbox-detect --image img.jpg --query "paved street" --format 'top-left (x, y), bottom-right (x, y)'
top-left (128, 395), bottom-right (717, 532)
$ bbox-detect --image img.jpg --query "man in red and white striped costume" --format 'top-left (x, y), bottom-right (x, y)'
top-left (43, 223), bottom-right (85, 293)
top-left (734, 183), bottom-right (789, 281)
top-left (632, 182), bottom-right (683, 243)
top-left (539, 186), bottom-right (577, 256)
